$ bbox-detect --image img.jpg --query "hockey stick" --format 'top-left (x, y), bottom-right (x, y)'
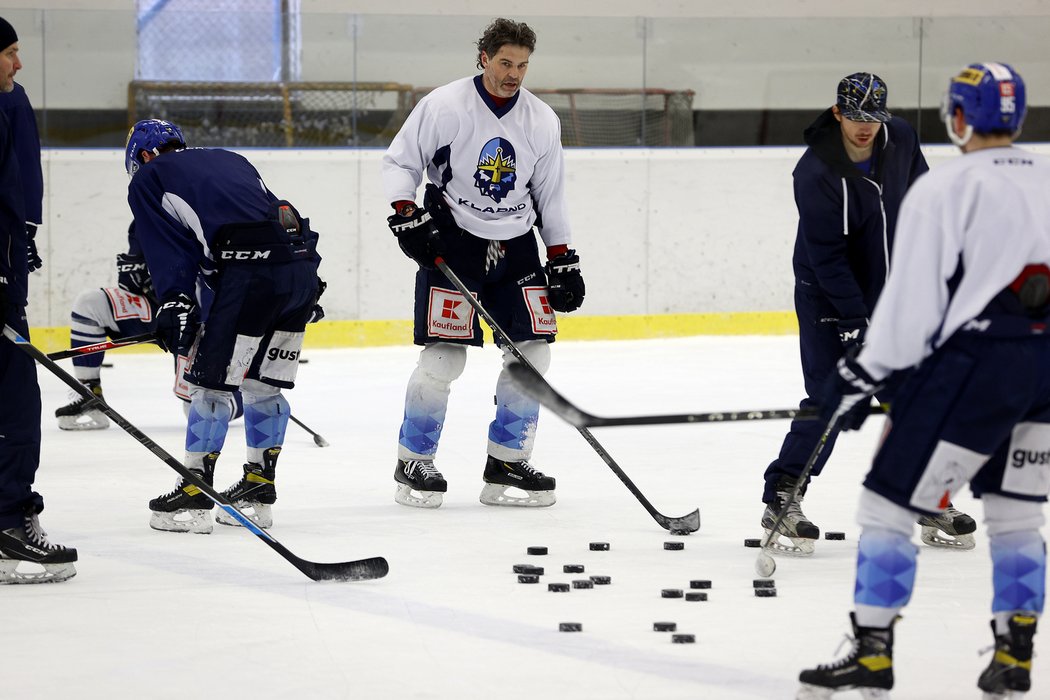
top-left (290, 414), bottom-right (330, 447)
top-left (507, 363), bottom-right (886, 427)
top-left (435, 257), bottom-right (700, 534)
top-left (47, 333), bottom-right (158, 360)
top-left (3, 325), bottom-right (387, 582)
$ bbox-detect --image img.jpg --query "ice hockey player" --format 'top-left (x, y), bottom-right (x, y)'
top-left (798, 62), bottom-right (1047, 699)
top-left (126, 119), bottom-right (322, 533)
top-left (381, 18), bottom-right (584, 509)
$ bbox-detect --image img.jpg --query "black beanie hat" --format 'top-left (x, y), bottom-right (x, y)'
top-left (0, 17), bottom-right (17, 51)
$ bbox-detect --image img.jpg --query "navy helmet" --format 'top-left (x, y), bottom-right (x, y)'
top-left (941, 62), bottom-right (1025, 146)
top-left (836, 72), bottom-right (891, 123)
top-left (125, 119), bottom-right (186, 178)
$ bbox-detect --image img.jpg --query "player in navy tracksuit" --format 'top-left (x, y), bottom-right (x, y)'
top-left (0, 81), bottom-right (42, 275)
top-left (760, 73), bottom-right (975, 556)
top-left (126, 119), bottom-right (322, 534)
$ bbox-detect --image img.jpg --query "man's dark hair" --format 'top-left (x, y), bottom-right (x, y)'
top-left (476, 18), bottom-right (536, 69)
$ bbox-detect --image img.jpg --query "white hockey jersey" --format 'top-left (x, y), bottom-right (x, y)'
top-left (859, 146), bottom-right (1050, 380)
top-left (381, 75), bottom-right (571, 247)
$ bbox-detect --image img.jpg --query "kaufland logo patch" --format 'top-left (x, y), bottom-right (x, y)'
top-left (428, 288), bottom-right (476, 339)
top-left (104, 287), bottom-right (153, 322)
top-left (524, 287), bottom-right (557, 335)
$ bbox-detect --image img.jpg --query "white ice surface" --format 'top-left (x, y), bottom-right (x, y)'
top-left (7, 336), bottom-right (1046, 700)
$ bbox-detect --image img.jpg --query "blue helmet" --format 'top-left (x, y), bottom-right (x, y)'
top-left (836, 72), bottom-right (891, 123)
top-left (941, 62), bottom-right (1025, 145)
top-left (125, 119), bottom-right (186, 178)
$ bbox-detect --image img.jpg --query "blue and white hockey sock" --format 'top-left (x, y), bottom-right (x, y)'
top-left (185, 391), bottom-right (233, 456)
top-left (991, 529), bottom-right (1046, 634)
top-left (244, 393), bottom-right (290, 464)
top-left (854, 527), bottom-right (918, 628)
top-left (487, 367), bottom-right (539, 460)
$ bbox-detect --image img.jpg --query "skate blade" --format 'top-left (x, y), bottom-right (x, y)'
top-left (394, 484), bottom-right (443, 509)
top-left (216, 503), bottom-right (272, 529)
top-left (149, 509), bottom-right (213, 534)
top-left (763, 528), bottom-right (815, 557)
top-left (479, 482), bottom-right (555, 508)
top-left (981, 690), bottom-right (1025, 699)
top-left (797, 684), bottom-right (890, 700)
top-left (920, 526), bottom-right (975, 550)
top-left (0, 558), bottom-right (77, 584)
top-left (57, 411), bottom-right (110, 431)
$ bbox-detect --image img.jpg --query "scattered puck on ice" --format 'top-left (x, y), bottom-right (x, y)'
top-left (755, 588), bottom-right (778, 598)
top-left (753, 579), bottom-right (775, 588)
top-left (590, 575), bottom-right (612, 585)
top-left (663, 541), bottom-right (685, 551)
top-left (825, 531), bottom-right (846, 540)
top-left (299, 358), bottom-right (310, 364)
top-left (689, 580), bottom-right (712, 589)
top-left (661, 589), bottom-right (684, 599)
top-left (527, 546), bottom-right (548, 555)
top-left (653, 621), bottom-right (677, 632)
top-left (559, 622), bottom-right (582, 632)
top-left (744, 538), bottom-right (762, 548)
top-left (672, 634), bottom-right (696, 644)
top-left (548, 582), bottom-right (571, 592)
top-left (685, 592), bottom-right (708, 602)
top-left (517, 574), bottom-right (540, 584)
top-left (589, 542), bottom-right (610, 551)
top-left (513, 564), bottom-right (543, 575)
top-left (563, 564), bottom-right (585, 573)
top-left (572, 579), bottom-right (594, 589)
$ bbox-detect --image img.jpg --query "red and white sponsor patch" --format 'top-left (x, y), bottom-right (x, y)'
top-left (523, 286), bottom-right (557, 335)
top-left (427, 287), bottom-right (476, 340)
top-left (104, 287), bottom-right (153, 322)
top-left (173, 354), bottom-right (192, 401)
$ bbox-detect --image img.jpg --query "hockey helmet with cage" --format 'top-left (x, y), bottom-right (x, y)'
top-left (836, 72), bottom-right (891, 123)
top-left (941, 62), bottom-right (1026, 147)
top-left (125, 119), bottom-right (186, 178)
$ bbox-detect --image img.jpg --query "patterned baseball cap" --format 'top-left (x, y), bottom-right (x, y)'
top-left (837, 72), bottom-right (892, 123)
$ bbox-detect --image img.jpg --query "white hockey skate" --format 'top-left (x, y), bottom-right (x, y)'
top-left (917, 504), bottom-right (976, 550)
top-left (55, 379), bottom-right (110, 431)
top-left (761, 476), bottom-right (818, 557)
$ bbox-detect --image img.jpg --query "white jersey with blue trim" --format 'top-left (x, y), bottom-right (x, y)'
top-left (382, 75), bottom-right (571, 247)
top-left (859, 146), bottom-right (1050, 380)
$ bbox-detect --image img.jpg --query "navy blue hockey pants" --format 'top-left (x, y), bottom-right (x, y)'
top-left (0, 308), bottom-right (43, 529)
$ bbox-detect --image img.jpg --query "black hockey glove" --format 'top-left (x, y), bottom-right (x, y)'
top-left (26, 224), bottom-right (42, 272)
top-left (155, 293), bottom-right (200, 355)
top-left (308, 278), bottom-right (327, 324)
top-left (837, 317), bottom-right (868, 351)
top-left (820, 349), bottom-right (883, 432)
top-left (546, 249), bottom-right (585, 313)
top-left (116, 252), bottom-right (155, 301)
top-left (388, 204), bottom-right (443, 270)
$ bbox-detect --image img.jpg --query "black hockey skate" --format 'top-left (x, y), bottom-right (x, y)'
top-left (978, 613), bottom-right (1037, 699)
top-left (55, 378), bottom-right (109, 431)
top-left (148, 452), bottom-right (217, 534)
top-left (394, 458), bottom-right (447, 509)
top-left (0, 507), bottom-right (78, 584)
top-left (797, 612), bottom-right (895, 699)
top-left (216, 447), bottom-right (279, 529)
top-left (480, 456), bottom-right (556, 507)
top-left (917, 502), bottom-right (977, 550)
top-left (761, 475), bottom-right (819, 556)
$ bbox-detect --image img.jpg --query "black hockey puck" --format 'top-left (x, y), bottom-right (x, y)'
top-left (685, 592), bottom-right (708, 602)
top-left (825, 531), bottom-right (846, 540)
top-left (590, 575), bottom-right (612, 585)
top-left (689, 580), bottom-right (712, 589)
top-left (563, 564), bottom-right (585, 573)
top-left (744, 538), bottom-right (762, 548)
top-left (661, 588), bottom-right (684, 599)
top-left (663, 541), bottom-right (685, 551)
top-left (653, 621), bottom-right (677, 632)
top-left (572, 579), bottom-right (594, 589)
top-left (671, 634), bottom-right (696, 644)
top-left (548, 582), bottom-right (571, 592)
top-left (559, 622), bottom-right (582, 632)
top-left (753, 579), bottom-right (775, 588)
top-left (517, 574), bottom-right (539, 584)
top-left (527, 546), bottom-right (548, 555)
top-left (589, 542), bottom-right (610, 551)
top-left (755, 587), bottom-right (778, 597)
top-left (513, 564), bottom-right (543, 575)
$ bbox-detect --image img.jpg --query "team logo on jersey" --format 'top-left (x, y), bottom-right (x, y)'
top-left (474, 138), bottom-right (517, 203)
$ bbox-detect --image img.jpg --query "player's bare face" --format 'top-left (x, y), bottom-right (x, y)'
top-left (481, 45), bottom-right (530, 98)
top-left (839, 116), bottom-right (881, 155)
top-left (0, 44), bottom-right (20, 93)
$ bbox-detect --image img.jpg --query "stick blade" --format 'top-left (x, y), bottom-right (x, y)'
top-left (660, 508), bottom-right (701, 534)
top-left (507, 363), bottom-right (593, 427)
top-left (297, 556), bottom-right (389, 582)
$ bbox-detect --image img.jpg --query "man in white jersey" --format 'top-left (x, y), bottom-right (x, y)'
top-left (381, 18), bottom-right (584, 509)
top-left (798, 62), bottom-right (1048, 699)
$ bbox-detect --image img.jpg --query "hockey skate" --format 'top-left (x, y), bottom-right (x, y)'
top-left (148, 453), bottom-right (217, 534)
top-left (479, 456), bottom-right (556, 507)
top-left (917, 503), bottom-right (976, 550)
top-left (55, 379), bottom-right (110, 431)
top-left (394, 459), bottom-right (447, 508)
top-left (216, 447), bottom-right (279, 529)
top-left (761, 475), bottom-right (819, 556)
top-left (978, 614), bottom-right (1037, 699)
top-left (0, 507), bottom-right (78, 584)
top-left (797, 612), bottom-right (895, 699)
